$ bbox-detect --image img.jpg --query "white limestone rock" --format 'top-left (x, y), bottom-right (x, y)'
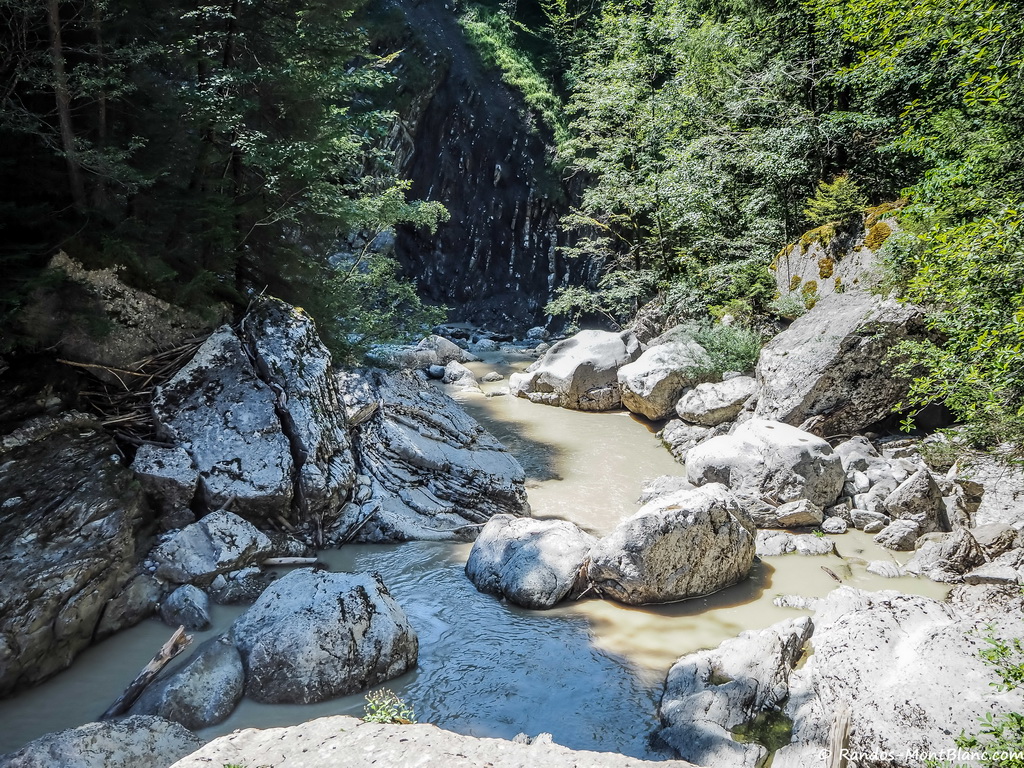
top-left (617, 340), bottom-right (713, 421)
top-left (150, 510), bottom-right (273, 587)
top-left (674, 376), bottom-right (758, 427)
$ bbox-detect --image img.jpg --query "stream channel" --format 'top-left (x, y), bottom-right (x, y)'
top-left (0, 353), bottom-right (948, 759)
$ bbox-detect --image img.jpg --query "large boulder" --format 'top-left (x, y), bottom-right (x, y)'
top-left (149, 510), bottom-right (273, 587)
top-left (509, 330), bottom-right (641, 411)
top-left (882, 468), bottom-right (949, 534)
top-left (658, 420), bottom-right (721, 464)
top-left (585, 484), bottom-right (755, 605)
top-left (773, 586), bottom-right (1024, 767)
top-left (675, 376), bottom-right (758, 427)
top-left (685, 419), bottom-right (844, 509)
top-left (336, 369), bottom-right (529, 542)
top-left (148, 298), bottom-right (356, 530)
top-left (466, 515), bottom-right (596, 609)
top-left (230, 569), bottom-right (417, 704)
top-left (168, 715), bottom-right (700, 768)
top-left (617, 341), bottom-right (712, 420)
top-left (0, 414), bottom-right (154, 696)
top-left (129, 636), bottom-right (244, 729)
top-left (385, 334), bottom-right (478, 369)
top-left (658, 617), bottom-right (814, 767)
top-left (904, 528), bottom-right (985, 583)
top-left (0, 716), bottom-right (201, 768)
top-left (755, 292), bottom-right (926, 435)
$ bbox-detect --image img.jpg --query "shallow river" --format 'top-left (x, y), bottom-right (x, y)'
top-left (0, 356), bottom-right (948, 759)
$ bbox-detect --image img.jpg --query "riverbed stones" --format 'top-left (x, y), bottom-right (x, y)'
top-left (748, 499), bottom-right (823, 529)
top-left (129, 636), bottom-right (244, 729)
top-left (821, 517), bottom-right (848, 534)
top-left (167, 714), bottom-right (701, 768)
top-left (230, 569), bottom-right (417, 704)
top-left (773, 586), bottom-right (1024, 767)
top-left (443, 360), bottom-right (482, 391)
top-left (160, 585), bottom-right (210, 630)
top-left (755, 292), bottom-right (926, 435)
top-left (872, 519), bottom-right (921, 551)
top-left (389, 334), bottom-right (478, 369)
top-left (903, 528), bottom-right (985, 583)
top-left (150, 510), bottom-right (273, 587)
top-left (0, 715), bottom-right (202, 768)
top-left (882, 468), bottom-right (949, 534)
top-left (617, 340), bottom-right (713, 420)
top-left (466, 515), bottom-right (596, 609)
top-left (755, 530), bottom-right (835, 557)
top-left (658, 420), bottom-right (719, 464)
top-left (658, 617), bottom-right (814, 768)
top-left (0, 414), bottom-right (153, 696)
top-left (585, 484), bottom-right (755, 604)
top-left (509, 329), bottom-right (641, 411)
top-left (336, 368), bottom-right (529, 541)
top-left (685, 419), bottom-right (844, 509)
top-left (130, 445), bottom-right (198, 529)
top-left (674, 376), bottom-right (758, 427)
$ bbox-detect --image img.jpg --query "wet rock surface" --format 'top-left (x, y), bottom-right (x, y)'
top-left (0, 414), bottom-right (153, 696)
top-left (150, 510), bottom-right (273, 587)
top-left (337, 368), bottom-right (529, 542)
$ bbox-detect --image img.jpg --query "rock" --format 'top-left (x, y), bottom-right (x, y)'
top-left (964, 549), bottom-right (1024, 585)
top-left (851, 490), bottom-right (887, 514)
top-left (865, 560), bottom-right (905, 578)
top-left (167, 715), bottom-right (699, 768)
top-left (657, 617), bottom-right (814, 768)
top-left (862, 520), bottom-right (885, 534)
top-left (904, 528), bottom-right (985, 583)
top-left (129, 636), bottom-right (244, 729)
top-left (336, 369), bottom-right (529, 542)
top-left (230, 569), bottom-right (417, 704)
top-left (465, 515), bottom-right (597, 609)
top-left (637, 475), bottom-right (696, 505)
top-left (833, 435), bottom-right (881, 472)
top-left (130, 445), bottom-right (199, 530)
top-left (482, 371), bottom-right (504, 382)
top-left (685, 419), bottom-right (844, 509)
top-left (0, 415), bottom-right (152, 696)
top-left (207, 567), bottom-right (274, 605)
top-left (774, 587), bottom-right (1024, 767)
top-left (674, 376), bottom-right (758, 427)
top-left (882, 468), bottom-right (949, 534)
top-left (240, 298), bottom-right (357, 523)
top-left (473, 338), bottom-right (500, 353)
top-left (509, 330), bottom-right (641, 411)
top-left (872, 519), bottom-right (921, 551)
top-left (970, 523), bottom-right (1021, 559)
top-left (389, 334), bottom-right (478, 368)
top-left (426, 364), bottom-right (446, 379)
top-left (755, 531), bottom-right (834, 557)
top-left (150, 510), bottom-right (273, 587)
top-left (442, 360), bottom-right (481, 391)
top-left (821, 517), bottom-right (847, 534)
top-left (658, 420), bottom-right (717, 464)
top-left (585, 484), bottom-right (755, 605)
top-left (850, 508), bottom-right (888, 531)
top-left (160, 585), bottom-right (210, 630)
top-left (748, 499), bottom-right (823, 529)
top-left (617, 341), bottom-right (713, 420)
top-left (0, 715), bottom-right (202, 768)
top-left (755, 292), bottom-right (927, 435)
top-left (526, 326), bottom-right (550, 340)
top-left (96, 572), bottom-right (163, 638)
top-left (963, 455), bottom-right (1024, 527)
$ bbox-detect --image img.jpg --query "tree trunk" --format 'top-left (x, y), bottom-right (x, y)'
top-left (47, 0), bottom-right (87, 212)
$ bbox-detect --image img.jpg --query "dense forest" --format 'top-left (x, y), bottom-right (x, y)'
top-left (1, 0), bottom-right (1022, 454)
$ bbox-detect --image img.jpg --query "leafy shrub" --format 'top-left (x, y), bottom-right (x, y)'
top-left (803, 174), bottom-right (868, 226)
top-left (693, 323), bottom-right (764, 375)
top-left (770, 292), bottom-right (808, 320)
top-left (363, 689), bottom-right (416, 724)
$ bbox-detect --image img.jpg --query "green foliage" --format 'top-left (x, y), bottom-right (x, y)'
top-left (363, 689), bottom-right (416, 724)
top-left (770, 292), bottom-right (808, 320)
top-left (692, 323), bottom-right (764, 375)
top-left (803, 174), bottom-right (868, 226)
top-left (545, 269), bottom-right (659, 327)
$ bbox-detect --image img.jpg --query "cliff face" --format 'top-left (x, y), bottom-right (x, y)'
top-left (384, 0), bottom-right (590, 332)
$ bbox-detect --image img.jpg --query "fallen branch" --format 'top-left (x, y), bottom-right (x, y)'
top-left (262, 556), bottom-right (319, 567)
top-left (101, 625), bottom-right (191, 719)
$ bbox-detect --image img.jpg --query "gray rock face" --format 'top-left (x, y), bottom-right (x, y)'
top-left (748, 499), bottom-right (823, 529)
top-left (160, 585), bottom-right (210, 630)
top-left (755, 292), bottom-right (926, 434)
top-left (168, 715), bottom-right (699, 768)
top-left (0, 415), bottom-right (152, 696)
top-left (686, 419), bottom-right (844, 509)
top-left (509, 330), bottom-right (642, 411)
top-left (883, 468), bottom-right (949, 534)
top-left (637, 476), bottom-right (696, 505)
top-left (617, 341), bottom-right (713, 420)
top-left (389, 334), bottom-right (478, 368)
top-left (150, 510), bottom-right (273, 586)
top-left (658, 420), bottom-right (718, 464)
top-left (821, 517), bottom-right (848, 534)
top-left (774, 587), bottom-right (1024, 768)
top-left (465, 515), bottom-right (597, 609)
top-left (658, 617), bottom-right (814, 767)
top-left (443, 360), bottom-right (482, 391)
top-left (131, 445), bottom-right (198, 530)
top-left (129, 637), bottom-right (244, 729)
top-left (230, 569), bottom-right (417, 704)
top-left (872, 519), bottom-right (921, 551)
top-left (0, 715), bottom-right (201, 768)
top-left (755, 530), bottom-right (835, 557)
top-left (240, 299), bottom-right (357, 523)
top-left (336, 369), bottom-right (529, 542)
top-left (963, 455), bottom-right (1024, 527)
top-left (904, 529), bottom-right (985, 583)
top-left (675, 376), bottom-right (758, 427)
top-left (586, 484), bottom-right (755, 605)
top-left (964, 549), bottom-right (1024, 585)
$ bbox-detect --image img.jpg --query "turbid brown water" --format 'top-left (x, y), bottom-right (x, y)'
top-left (0, 355), bottom-right (947, 758)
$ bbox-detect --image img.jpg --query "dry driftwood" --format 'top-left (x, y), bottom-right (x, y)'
top-left (101, 625), bottom-right (192, 719)
top-left (262, 556), bottom-right (318, 567)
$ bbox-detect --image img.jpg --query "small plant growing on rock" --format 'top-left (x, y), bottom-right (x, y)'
top-left (363, 688), bottom-right (416, 724)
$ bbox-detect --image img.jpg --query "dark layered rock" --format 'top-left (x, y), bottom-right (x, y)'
top-left (0, 413), bottom-right (154, 696)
